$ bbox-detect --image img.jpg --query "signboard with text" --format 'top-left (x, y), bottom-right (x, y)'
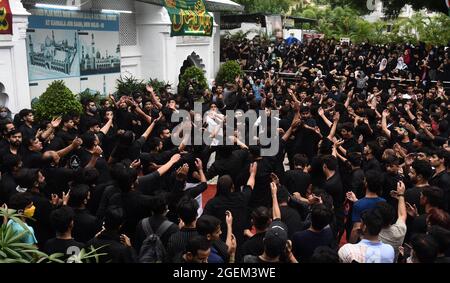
top-left (26, 8), bottom-right (120, 81)
top-left (164, 0), bottom-right (213, 37)
top-left (26, 8), bottom-right (121, 99)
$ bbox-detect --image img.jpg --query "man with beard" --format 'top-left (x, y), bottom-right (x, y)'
top-left (14, 168), bottom-right (53, 248)
top-left (429, 149), bottom-right (450, 211)
top-left (0, 129), bottom-right (23, 161)
top-left (79, 99), bottom-right (101, 133)
top-left (405, 159), bottom-right (434, 213)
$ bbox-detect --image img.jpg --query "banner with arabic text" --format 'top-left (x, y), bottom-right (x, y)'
top-left (164, 0), bottom-right (213, 37)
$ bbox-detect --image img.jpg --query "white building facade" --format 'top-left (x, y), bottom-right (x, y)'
top-left (0, 0), bottom-right (243, 114)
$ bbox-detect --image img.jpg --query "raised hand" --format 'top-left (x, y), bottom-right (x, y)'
top-left (170, 153), bottom-right (181, 164)
top-left (249, 162), bottom-right (258, 176)
top-left (333, 111), bottom-right (340, 122)
top-left (195, 158), bottom-right (203, 171)
top-left (51, 116), bottom-right (62, 128)
top-left (225, 210), bottom-right (233, 227)
top-left (62, 189), bottom-right (71, 206)
top-left (130, 159), bottom-right (141, 169)
top-left (93, 145), bottom-right (103, 157)
top-left (346, 191), bottom-right (358, 203)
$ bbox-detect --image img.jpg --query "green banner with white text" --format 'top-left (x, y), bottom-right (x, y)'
top-left (164, 0), bottom-right (213, 37)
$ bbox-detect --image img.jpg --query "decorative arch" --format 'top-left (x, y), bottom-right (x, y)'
top-left (178, 51), bottom-right (206, 82)
top-left (0, 82), bottom-right (9, 108)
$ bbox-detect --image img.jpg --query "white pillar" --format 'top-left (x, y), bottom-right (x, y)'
top-left (0, 0), bottom-right (31, 115)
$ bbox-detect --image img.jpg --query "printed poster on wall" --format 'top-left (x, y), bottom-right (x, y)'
top-left (26, 8), bottom-right (121, 85)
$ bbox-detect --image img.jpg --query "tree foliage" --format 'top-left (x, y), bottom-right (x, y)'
top-left (294, 5), bottom-right (450, 45)
top-left (178, 66), bottom-right (208, 93)
top-left (115, 76), bottom-right (147, 98)
top-left (32, 80), bottom-right (83, 121)
top-left (233, 0), bottom-right (294, 14)
top-left (216, 61), bottom-right (244, 86)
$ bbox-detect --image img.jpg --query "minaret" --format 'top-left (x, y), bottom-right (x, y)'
top-left (103, 75), bottom-right (106, 96)
top-left (28, 35), bottom-right (33, 53)
top-left (91, 34), bottom-right (95, 56)
top-left (91, 33), bottom-right (95, 69)
top-left (52, 31), bottom-right (55, 43)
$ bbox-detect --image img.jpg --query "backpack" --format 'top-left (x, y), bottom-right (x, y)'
top-left (138, 218), bottom-right (173, 263)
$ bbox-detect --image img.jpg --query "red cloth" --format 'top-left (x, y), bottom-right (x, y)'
top-left (403, 49), bottom-right (411, 65)
top-left (0, 0), bottom-right (13, 35)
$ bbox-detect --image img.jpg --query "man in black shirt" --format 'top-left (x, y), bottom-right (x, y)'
top-left (429, 150), bottom-right (450, 211)
top-left (44, 206), bottom-right (84, 261)
top-left (363, 141), bottom-right (382, 172)
top-left (134, 194), bottom-right (179, 252)
top-left (68, 184), bottom-right (102, 243)
top-left (292, 204), bottom-right (335, 262)
top-left (0, 129), bottom-right (23, 162)
top-left (320, 155), bottom-right (345, 239)
top-left (203, 163), bottom-right (257, 247)
top-left (276, 186), bottom-right (304, 238)
top-left (0, 155), bottom-right (21, 204)
top-left (79, 99), bottom-right (101, 133)
top-left (22, 137), bottom-right (43, 168)
top-left (283, 154), bottom-right (311, 197)
top-left (56, 115), bottom-right (77, 147)
top-left (167, 198), bottom-right (200, 262)
top-left (18, 109), bottom-right (38, 141)
top-left (87, 206), bottom-right (136, 263)
top-left (173, 235), bottom-right (211, 263)
top-left (70, 132), bottom-right (110, 184)
top-left (405, 159), bottom-right (434, 213)
top-left (239, 206), bottom-right (271, 261)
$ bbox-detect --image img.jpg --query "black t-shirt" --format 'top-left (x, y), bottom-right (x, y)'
top-left (321, 173), bottom-right (344, 210)
top-left (405, 186), bottom-right (429, 215)
top-left (430, 171), bottom-right (450, 211)
top-left (363, 157), bottom-right (382, 172)
top-left (69, 148), bottom-right (111, 185)
top-left (111, 136), bottom-right (146, 162)
top-left (44, 238), bottom-right (85, 260)
top-left (109, 190), bottom-right (155, 239)
top-left (79, 113), bottom-right (100, 133)
top-left (292, 228), bottom-right (335, 262)
top-left (56, 129), bottom-right (76, 147)
top-left (22, 150), bottom-right (42, 168)
top-left (203, 186), bottom-right (252, 247)
top-left (283, 170), bottom-right (311, 196)
top-left (0, 172), bottom-right (17, 204)
top-left (239, 232), bottom-right (265, 261)
top-left (72, 208), bottom-right (102, 243)
top-left (19, 124), bottom-right (37, 140)
top-left (280, 205), bottom-right (304, 239)
top-left (342, 138), bottom-right (361, 153)
top-left (349, 168), bottom-right (365, 199)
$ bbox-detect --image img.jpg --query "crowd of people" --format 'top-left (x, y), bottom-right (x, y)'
top-left (0, 36), bottom-right (449, 263)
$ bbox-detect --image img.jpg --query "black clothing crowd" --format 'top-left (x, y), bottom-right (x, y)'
top-left (0, 36), bottom-right (450, 263)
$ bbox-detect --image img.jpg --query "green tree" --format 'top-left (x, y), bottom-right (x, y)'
top-left (216, 61), bottom-right (243, 86)
top-left (32, 80), bottom-right (83, 121)
top-left (115, 76), bottom-right (146, 98)
top-left (234, 0), bottom-right (294, 14)
top-left (335, 0), bottom-right (449, 17)
top-left (178, 66), bottom-right (208, 94)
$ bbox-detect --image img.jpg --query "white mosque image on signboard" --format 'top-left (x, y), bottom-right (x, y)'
top-left (27, 30), bottom-right (78, 76)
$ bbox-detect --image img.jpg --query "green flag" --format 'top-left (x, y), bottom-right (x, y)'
top-left (164, 0), bottom-right (214, 37)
